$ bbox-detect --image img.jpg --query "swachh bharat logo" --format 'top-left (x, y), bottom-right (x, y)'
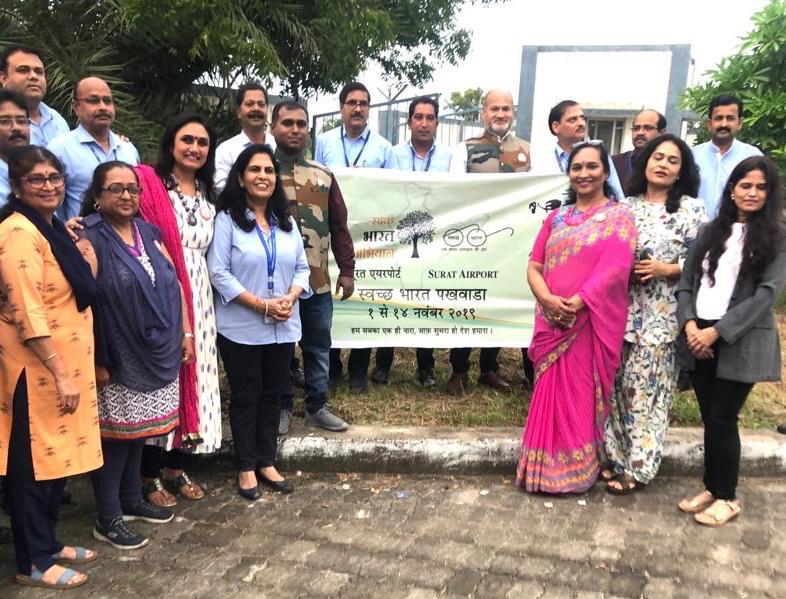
top-left (396, 210), bottom-right (436, 258)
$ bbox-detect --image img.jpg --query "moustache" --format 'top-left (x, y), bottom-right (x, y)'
top-left (248, 112), bottom-right (265, 119)
top-left (95, 112), bottom-right (111, 119)
top-left (716, 127), bottom-right (731, 133)
top-left (9, 132), bottom-right (26, 141)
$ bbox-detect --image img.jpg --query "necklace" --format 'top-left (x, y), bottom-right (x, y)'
top-left (170, 174), bottom-right (201, 226)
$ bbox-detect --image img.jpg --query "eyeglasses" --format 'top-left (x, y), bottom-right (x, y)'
top-left (0, 116), bottom-right (29, 128)
top-left (344, 99), bottom-right (369, 109)
top-left (77, 95), bottom-right (114, 106)
top-left (179, 134), bottom-right (209, 147)
top-left (18, 173), bottom-right (65, 189)
top-left (631, 124), bottom-right (658, 132)
top-left (101, 183), bottom-right (142, 197)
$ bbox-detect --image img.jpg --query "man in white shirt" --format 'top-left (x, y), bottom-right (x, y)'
top-left (214, 81), bottom-right (276, 192)
top-left (692, 94), bottom-right (762, 216)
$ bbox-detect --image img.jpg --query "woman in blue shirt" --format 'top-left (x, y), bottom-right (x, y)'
top-left (207, 144), bottom-right (310, 500)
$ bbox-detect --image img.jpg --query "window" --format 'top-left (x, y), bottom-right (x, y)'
top-left (586, 119), bottom-right (625, 154)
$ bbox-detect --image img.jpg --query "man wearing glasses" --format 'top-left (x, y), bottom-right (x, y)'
top-left (0, 89), bottom-right (31, 206)
top-left (612, 110), bottom-right (666, 197)
top-left (47, 77), bottom-right (139, 220)
top-left (0, 46), bottom-right (69, 145)
top-left (314, 81), bottom-right (393, 393)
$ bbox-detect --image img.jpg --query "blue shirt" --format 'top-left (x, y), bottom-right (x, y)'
top-left (389, 140), bottom-right (452, 172)
top-left (314, 125), bottom-right (393, 169)
top-left (207, 211), bottom-right (312, 345)
top-left (0, 159), bottom-right (9, 208)
top-left (47, 124), bottom-right (140, 220)
top-left (29, 102), bottom-right (70, 146)
top-left (553, 143), bottom-right (625, 202)
top-left (692, 139), bottom-right (763, 216)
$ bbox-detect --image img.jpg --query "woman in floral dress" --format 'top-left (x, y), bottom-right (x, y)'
top-left (604, 134), bottom-right (707, 493)
top-left (135, 113), bottom-right (222, 505)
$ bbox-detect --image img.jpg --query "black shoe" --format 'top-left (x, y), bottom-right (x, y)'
top-left (93, 516), bottom-right (149, 550)
top-left (258, 472), bottom-right (293, 494)
top-left (122, 501), bottom-right (174, 524)
top-left (370, 368), bottom-right (390, 384)
top-left (349, 375), bottom-right (367, 393)
top-left (417, 368), bottom-right (436, 388)
top-left (778, 423), bottom-right (786, 435)
top-left (237, 474), bottom-right (260, 501)
top-left (328, 374), bottom-right (343, 393)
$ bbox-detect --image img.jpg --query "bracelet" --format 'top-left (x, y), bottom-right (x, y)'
top-left (42, 352), bottom-right (59, 362)
top-left (183, 332), bottom-right (194, 339)
top-left (263, 298), bottom-right (269, 317)
top-left (253, 298), bottom-right (262, 314)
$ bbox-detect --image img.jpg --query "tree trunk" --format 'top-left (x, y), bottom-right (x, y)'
top-left (411, 236), bottom-right (420, 258)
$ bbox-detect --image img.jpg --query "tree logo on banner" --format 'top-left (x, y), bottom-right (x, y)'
top-left (397, 211), bottom-right (435, 258)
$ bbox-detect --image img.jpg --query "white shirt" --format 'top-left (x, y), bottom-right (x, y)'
top-left (696, 222), bottom-right (745, 320)
top-left (214, 130), bottom-right (276, 192)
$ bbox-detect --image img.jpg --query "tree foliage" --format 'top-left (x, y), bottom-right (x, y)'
top-left (681, 0), bottom-right (786, 173)
top-left (447, 87), bottom-right (484, 121)
top-left (0, 0), bottom-right (499, 160)
top-left (397, 210), bottom-right (435, 258)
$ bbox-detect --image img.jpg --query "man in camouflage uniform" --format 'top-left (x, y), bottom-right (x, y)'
top-left (272, 101), bottom-right (355, 434)
top-left (446, 89), bottom-right (531, 396)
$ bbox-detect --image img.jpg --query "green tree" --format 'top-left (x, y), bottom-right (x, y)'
top-left (447, 87), bottom-right (484, 121)
top-left (681, 0), bottom-right (786, 173)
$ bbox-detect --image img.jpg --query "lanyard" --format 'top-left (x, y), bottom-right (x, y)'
top-left (87, 141), bottom-right (117, 167)
top-left (410, 145), bottom-right (433, 172)
top-left (254, 220), bottom-right (277, 296)
top-left (341, 129), bottom-right (370, 167)
top-left (554, 147), bottom-right (568, 173)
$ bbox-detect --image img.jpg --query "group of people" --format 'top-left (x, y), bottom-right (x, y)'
top-left (0, 41), bottom-right (782, 591)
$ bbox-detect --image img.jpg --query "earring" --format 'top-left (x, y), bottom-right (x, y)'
top-left (94, 202), bottom-right (101, 212)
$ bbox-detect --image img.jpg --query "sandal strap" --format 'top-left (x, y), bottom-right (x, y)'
top-left (56, 568), bottom-right (80, 586)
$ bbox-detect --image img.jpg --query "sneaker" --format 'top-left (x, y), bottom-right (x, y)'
top-left (417, 369), bottom-right (436, 388)
top-left (279, 409), bottom-right (292, 435)
top-left (304, 407), bottom-right (349, 432)
top-left (370, 368), bottom-right (390, 384)
top-left (122, 501), bottom-right (174, 524)
top-left (93, 516), bottom-right (149, 550)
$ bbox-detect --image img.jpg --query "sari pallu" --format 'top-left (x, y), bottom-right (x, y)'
top-left (135, 164), bottom-right (200, 448)
top-left (516, 201), bottom-right (636, 493)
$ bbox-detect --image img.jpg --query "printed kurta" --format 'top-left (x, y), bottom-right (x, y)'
top-left (605, 195), bottom-right (707, 483)
top-left (0, 213), bottom-right (102, 480)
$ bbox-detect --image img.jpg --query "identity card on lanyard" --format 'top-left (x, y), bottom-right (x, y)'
top-left (255, 218), bottom-right (277, 321)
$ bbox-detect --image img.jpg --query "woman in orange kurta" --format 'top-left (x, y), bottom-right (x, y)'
top-left (0, 146), bottom-right (101, 590)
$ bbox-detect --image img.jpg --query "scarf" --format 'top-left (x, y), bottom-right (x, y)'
top-left (135, 164), bottom-right (201, 449)
top-left (9, 199), bottom-right (98, 312)
top-left (83, 214), bottom-right (183, 391)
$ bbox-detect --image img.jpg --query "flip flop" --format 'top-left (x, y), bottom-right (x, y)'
top-left (16, 566), bottom-right (88, 590)
top-left (695, 499), bottom-right (741, 527)
top-left (678, 490), bottom-right (715, 514)
top-left (606, 473), bottom-right (644, 496)
top-left (52, 546), bottom-right (98, 564)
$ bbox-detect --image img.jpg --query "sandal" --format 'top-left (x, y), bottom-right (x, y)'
top-left (606, 473), bottom-right (644, 496)
top-left (695, 499), bottom-right (741, 527)
top-left (142, 477), bottom-right (177, 508)
top-left (16, 565), bottom-right (87, 590)
top-left (678, 490), bottom-right (715, 514)
top-left (162, 472), bottom-right (205, 501)
top-left (599, 463), bottom-right (619, 482)
top-left (52, 546), bottom-right (98, 564)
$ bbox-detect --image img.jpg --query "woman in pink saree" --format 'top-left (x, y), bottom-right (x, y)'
top-left (517, 142), bottom-right (636, 494)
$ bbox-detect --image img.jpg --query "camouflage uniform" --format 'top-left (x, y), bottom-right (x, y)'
top-left (275, 149), bottom-right (354, 414)
top-left (465, 131), bottom-right (531, 173)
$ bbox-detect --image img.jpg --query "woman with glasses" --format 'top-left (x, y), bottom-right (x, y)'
top-left (75, 161), bottom-right (191, 549)
top-left (603, 134), bottom-right (706, 494)
top-left (134, 113), bottom-right (220, 506)
top-left (0, 146), bottom-right (100, 589)
top-left (516, 141), bottom-right (636, 494)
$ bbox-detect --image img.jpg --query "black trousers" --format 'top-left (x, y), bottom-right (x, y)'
top-left (91, 439), bottom-right (144, 521)
top-left (218, 334), bottom-right (293, 471)
top-left (375, 347), bottom-right (435, 372)
top-left (7, 371), bottom-right (65, 575)
top-left (449, 347), bottom-right (500, 375)
top-left (691, 325), bottom-right (753, 501)
top-left (140, 446), bottom-right (187, 479)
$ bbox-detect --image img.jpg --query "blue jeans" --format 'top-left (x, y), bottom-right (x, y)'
top-left (281, 291), bottom-right (333, 414)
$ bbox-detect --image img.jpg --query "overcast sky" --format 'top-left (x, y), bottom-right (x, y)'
top-left (302, 0), bottom-right (768, 115)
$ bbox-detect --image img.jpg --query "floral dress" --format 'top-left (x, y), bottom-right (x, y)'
top-left (604, 195), bottom-right (707, 483)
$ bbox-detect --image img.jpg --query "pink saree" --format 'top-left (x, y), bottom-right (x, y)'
top-left (516, 201), bottom-right (636, 493)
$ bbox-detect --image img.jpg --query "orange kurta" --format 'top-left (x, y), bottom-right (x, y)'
top-left (0, 212), bottom-right (102, 480)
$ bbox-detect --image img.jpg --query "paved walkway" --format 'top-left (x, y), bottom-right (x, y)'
top-left (1, 472), bottom-right (783, 598)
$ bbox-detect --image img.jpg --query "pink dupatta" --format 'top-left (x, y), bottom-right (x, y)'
top-left (516, 201), bottom-right (636, 493)
top-left (135, 164), bottom-right (201, 449)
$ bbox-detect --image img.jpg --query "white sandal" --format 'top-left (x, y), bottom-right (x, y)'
top-left (694, 499), bottom-right (741, 527)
